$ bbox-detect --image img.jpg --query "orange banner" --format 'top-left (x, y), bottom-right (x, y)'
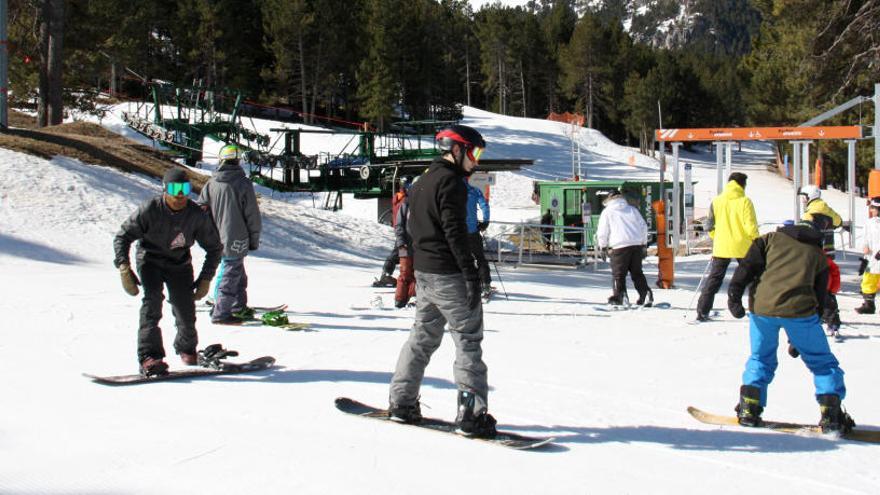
top-left (656, 126), bottom-right (862, 142)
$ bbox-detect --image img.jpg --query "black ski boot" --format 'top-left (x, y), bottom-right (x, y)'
top-left (455, 390), bottom-right (497, 438)
top-left (855, 293), bottom-right (875, 314)
top-left (817, 394), bottom-right (855, 434)
top-left (637, 289), bottom-right (654, 307)
top-left (372, 273), bottom-right (397, 288)
top-left (734, 385), bottom-right (763, 427)
top-left (388, 401), bottom-right (422, 424)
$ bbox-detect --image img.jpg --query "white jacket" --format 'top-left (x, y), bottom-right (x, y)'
top-left (596, 197), bottom-right (648, 249)
top-left (863, 217), bottom-right (880, 274)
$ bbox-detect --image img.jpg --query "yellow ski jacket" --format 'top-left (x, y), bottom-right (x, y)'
top-left (706, 180), bottom-right (759, 259)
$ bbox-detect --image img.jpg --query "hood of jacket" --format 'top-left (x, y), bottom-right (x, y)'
top-left (213, 162), bottom-right (247, 182)
top-left (604, 197), bottom-right (629, 211)
top-left (722, 180), bottom-right (745, 199)
top-left (777, 223), bottom-right (823, 247)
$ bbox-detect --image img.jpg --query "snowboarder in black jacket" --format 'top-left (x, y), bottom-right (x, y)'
top-left (388, 124), bottom-right (497, 438)
top-left (113, 167), bottom-right (222, 376)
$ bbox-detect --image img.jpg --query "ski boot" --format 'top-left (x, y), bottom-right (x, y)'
top-left (212, 314), bottom-right (247, 325)
top-left (388, 401), bottom-right (422, 424)
top-left (817, 394), bottom-right (855, 434)
top-left (372, 273), bottom-right (397, 288)
top-left (232, 306), bottom-right (256, 320)
top-left (179, 350), bottom-right (198, 366)
top-left (734, 385), bottom-right (763, 427)
top-left (140, 357), bottom-right (169, 377)
top-left (854, 293), bottom-right (875, 314)
top-left (455, 390), bottom-right (497, 438)
top-left (637, 289), bottom-right (654, 307)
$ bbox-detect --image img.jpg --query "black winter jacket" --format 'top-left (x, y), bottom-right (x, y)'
top-left (114, 195), bottom-right (223, 283)
top-left (407, 157), bottom-right (477, 280)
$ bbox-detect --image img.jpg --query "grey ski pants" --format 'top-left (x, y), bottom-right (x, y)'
top-left (389, 271), bottom-right (489, 414)
top-left (211, 257), bottom-right (248, 320)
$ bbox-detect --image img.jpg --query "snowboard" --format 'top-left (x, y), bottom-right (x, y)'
top-left (335, 397), bottom-right (555, 450)
top-left (84, 356), bottom-right (276, 386)
top-left (592, 302), bottom-right (671, 312)
top-left (204, 300), bottom-right (288, 313)
top-left (687, 406), bottom-right (880, 444)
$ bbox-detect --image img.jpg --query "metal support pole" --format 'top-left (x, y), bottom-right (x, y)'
top-left (802, 141), bottom-right (811, 187)
top-left (715, 142), bottom-right (724, 194)
top-left (847, 139), bottom-right (857, 248)
top-left (1, 0), bottom-right (8, 129)
top-left (792, 141), bottom-right (802, 219)
top-left (875, 83), bottom-right (879, 170)
top-left (672, 142), bottom-right (682, 251)
top-left (725, 142), bottom-right (733, 179)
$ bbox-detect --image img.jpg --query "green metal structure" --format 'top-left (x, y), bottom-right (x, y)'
top-left (534, 179), bottom-right (685, 249)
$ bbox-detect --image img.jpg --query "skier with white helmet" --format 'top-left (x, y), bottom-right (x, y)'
top-left (798, 185), bottom-right (842, 334)
top-left (199, 144), bottom-right (263, 325)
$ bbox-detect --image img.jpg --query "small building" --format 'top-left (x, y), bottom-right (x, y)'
top-left (533, 179), bottom-right (686, 250)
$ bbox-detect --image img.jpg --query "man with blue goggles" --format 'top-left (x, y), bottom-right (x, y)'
top-left (113, 167), bottom-right (222, 377)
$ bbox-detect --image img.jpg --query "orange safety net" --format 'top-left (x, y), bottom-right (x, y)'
top-left (547, 112), bottom-right (585, 127)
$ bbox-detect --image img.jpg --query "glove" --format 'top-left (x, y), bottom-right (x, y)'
top-left (728, 298), bottom-right (746, 319)
top-left (465, 278), bottom-right (481, 310)
top-left (859, 258), bottom-right (869, 276)
top-left (192, 278), bottom-right (211, 300)
top-left (249, 243), bottom-right (258, 252)
top-left (874, 251), bottom-right (880, 261)
top-left (118, 263), bottom-right (140, 296)
top-left (477, 221), bottom-right (489, 232)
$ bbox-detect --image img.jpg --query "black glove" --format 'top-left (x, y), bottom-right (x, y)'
top-left (477, 221), bottom-right (489, 232)
top-left (465, 278), bottom-right (481, 310)
top-left (874, 251), bottom-right (880, 261)
top-left (859, 258), bottom-right (869, 275)
top-left (728, 299), bottom-right (746, 319)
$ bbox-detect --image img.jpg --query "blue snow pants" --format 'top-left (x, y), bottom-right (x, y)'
top-left (211, 257), bottom-right (248, 320)
top-left (742, 313), bottom-right (846, 406)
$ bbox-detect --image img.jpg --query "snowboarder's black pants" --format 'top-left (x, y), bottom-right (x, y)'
top-left (468, 232), bottom-right (492, 288)
top-left (610, 245), bottom-right (649, 301)
top-left (382, 246), bottom-right (400, 276)
top-left (696, 257), bottom-right (740, 318)
top-left (137, 260), bottom-right (197, 363)
top-left (823, 293), bottom-right (840, 327)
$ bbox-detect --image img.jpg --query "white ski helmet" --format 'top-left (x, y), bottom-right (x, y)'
top-left (799, 185), bottom-right (821, 202)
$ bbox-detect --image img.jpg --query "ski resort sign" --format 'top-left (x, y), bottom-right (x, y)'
top-left (655, 126), bottom-right (862, 142)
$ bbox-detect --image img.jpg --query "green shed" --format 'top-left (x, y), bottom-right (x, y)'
top-left (534, 179), bottom-right (685, 250)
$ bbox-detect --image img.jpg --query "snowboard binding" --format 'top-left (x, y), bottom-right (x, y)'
top-left (197, 343), bottom-right (240, 370)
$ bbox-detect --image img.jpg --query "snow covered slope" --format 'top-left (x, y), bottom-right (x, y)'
top-left (1, 106), bottom-right (878, 494)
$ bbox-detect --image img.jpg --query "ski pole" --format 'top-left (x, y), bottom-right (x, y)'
top-left (492, 261), bottom-right (509, 301)
top-left (685, 258), bottom-right (714, 318)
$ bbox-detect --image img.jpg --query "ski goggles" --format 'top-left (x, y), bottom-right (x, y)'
top-left (165, 181), bottom-right (192, 196)
top-left (467, 146), bottom-right (484, 163)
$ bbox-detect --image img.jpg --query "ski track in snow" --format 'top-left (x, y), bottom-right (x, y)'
top-left (0, 104), bottom-right (878, 494)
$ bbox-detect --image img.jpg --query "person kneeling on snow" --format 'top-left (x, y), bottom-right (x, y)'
top-left (726, 219), bottom-right (854, 434)
top-left (199, 144), bottom-right (262, 325)
top-left (595, 189), bottom-right (652, 307)
top-left (113, 167), bottom-right (223, 376)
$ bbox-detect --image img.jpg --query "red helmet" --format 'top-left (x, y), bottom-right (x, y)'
top-left (435, 124), bottom-right (486, 152)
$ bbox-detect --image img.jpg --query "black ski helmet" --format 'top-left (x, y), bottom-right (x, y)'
top-left (435, 124), bottom-right (486, 153)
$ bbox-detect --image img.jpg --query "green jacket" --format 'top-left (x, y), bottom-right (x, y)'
top-left (727, 224), bottom-right (828, 318)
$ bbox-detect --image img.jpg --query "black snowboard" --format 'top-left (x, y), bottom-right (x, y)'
top-left (84, 356), bottom-right (276, 386)
top-left (335, 397), bottom-right (555, 450)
